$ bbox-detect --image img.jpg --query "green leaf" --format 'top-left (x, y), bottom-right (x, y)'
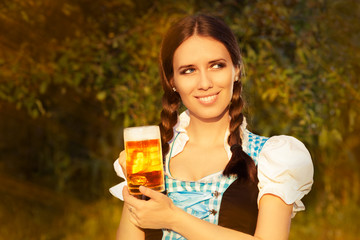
top-left (96, 91), bottom-right (107, 101)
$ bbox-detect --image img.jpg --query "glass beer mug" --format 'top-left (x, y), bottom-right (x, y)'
top-left (123, 125), bottom-right (165, 198)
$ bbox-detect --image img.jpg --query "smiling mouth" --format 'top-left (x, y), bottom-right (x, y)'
top-left (196, 93), bottom-right (219, 104)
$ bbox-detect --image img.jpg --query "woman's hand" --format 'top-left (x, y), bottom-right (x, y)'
top-left (123, 185), bottom-right (177, 230)
top-left (119, 150), bottom-right (127, 177)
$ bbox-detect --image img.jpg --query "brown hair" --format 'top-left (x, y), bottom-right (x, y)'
top-left (159, 14), bottom-right (256, 182)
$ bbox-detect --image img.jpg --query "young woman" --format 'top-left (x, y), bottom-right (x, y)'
top-left (110, 14), bottom-right (313, 240)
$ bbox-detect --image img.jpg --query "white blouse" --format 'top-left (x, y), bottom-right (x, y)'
top-left (257, 135), bottom-right (313, 217)
top-left (110, 111), bottom-right (314, 217)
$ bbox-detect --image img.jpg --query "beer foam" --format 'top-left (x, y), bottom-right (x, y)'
top-left (124, 125), bottom-right (161, 141)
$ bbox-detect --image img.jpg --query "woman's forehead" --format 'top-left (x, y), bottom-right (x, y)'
top-left (173, 36), bottom-right (231, 66)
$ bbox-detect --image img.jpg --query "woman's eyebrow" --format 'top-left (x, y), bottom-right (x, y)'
top-left (209, 58), bottom-right (227, 64)
top-left (177, 64), bottom-right (194, 71)
top-left (177, 58), bottom-right (227, 71)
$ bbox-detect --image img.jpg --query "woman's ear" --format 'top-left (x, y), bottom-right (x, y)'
top-left (235, 67), bottom-right (241, 81)
top-left (170, 78), bottom-right (176, 91)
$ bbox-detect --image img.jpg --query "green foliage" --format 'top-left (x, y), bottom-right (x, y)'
top-left (0, 0), bottom-right (359, 239)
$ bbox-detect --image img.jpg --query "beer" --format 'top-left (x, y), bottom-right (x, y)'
top-left (124, 126), bottom-right (165, 197)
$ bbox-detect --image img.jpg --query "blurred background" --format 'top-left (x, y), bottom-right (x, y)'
top-left (0, 0), bottom-right (359, 239)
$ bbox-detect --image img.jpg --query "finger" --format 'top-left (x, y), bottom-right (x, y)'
top-left (123, 186), bottom-right (134, 203)
top-left (139, 186), bottom-right (163, 201)
top-left (119, 150), bottom-right (127, 176)
top-left (119, 150), bottom-right (126, 165)
top-left (123, 186), bottom-right (134, 202)
top-left (123, 186), bottom-right (142, 207)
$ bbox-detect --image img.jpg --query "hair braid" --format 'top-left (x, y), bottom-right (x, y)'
top-left (159, 86), bottom-right (181, 161)
top-left (223, 80), bottom-right (257, 182)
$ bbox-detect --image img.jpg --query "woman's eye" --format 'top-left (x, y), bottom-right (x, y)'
top-left (211, 63), bottom-right (226, 69)
top-left (180, 68), bottom-right (195, 74)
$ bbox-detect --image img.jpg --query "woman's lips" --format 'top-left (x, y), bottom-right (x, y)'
top-left (196, 93), bottom-right (219, 104)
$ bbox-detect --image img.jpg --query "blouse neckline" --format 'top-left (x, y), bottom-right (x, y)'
top-left (165, 110), bottom-right (249, 182)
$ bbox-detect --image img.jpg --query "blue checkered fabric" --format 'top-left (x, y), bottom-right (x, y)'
top-left (161, 131), bottom-right (268, 240)
top-left (245, 131), bottom-right (269, 165)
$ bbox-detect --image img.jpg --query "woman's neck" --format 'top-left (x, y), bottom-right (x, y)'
top-left (186, 110), bottom-right (229, 148)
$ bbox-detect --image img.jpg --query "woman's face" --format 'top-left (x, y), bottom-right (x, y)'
top-left (172, 35), bottom-right (239, 122)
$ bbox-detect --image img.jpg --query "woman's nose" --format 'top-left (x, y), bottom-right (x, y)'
top-left (197, 71), bottom-right (213, 90)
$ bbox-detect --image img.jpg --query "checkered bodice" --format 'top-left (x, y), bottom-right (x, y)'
top-left (161, 131), bottom-right (268, 240)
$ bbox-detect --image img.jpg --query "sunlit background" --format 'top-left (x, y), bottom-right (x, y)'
top-left (0, 0), bottom-right (359, 239)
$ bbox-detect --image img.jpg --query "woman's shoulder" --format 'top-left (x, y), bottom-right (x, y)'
top-left (255, 134), bottom-right (314, 217)
top-left (259, 135), bottom-right (313, 169)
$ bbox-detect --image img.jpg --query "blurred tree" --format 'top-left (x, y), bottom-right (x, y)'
top-left (0, 0), bottom-right (359, 239)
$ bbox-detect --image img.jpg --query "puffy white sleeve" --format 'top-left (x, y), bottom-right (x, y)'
top-left (257, 135), bottom-right (314, 217)
top-left (109, 159), bottom-right (127, 201)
